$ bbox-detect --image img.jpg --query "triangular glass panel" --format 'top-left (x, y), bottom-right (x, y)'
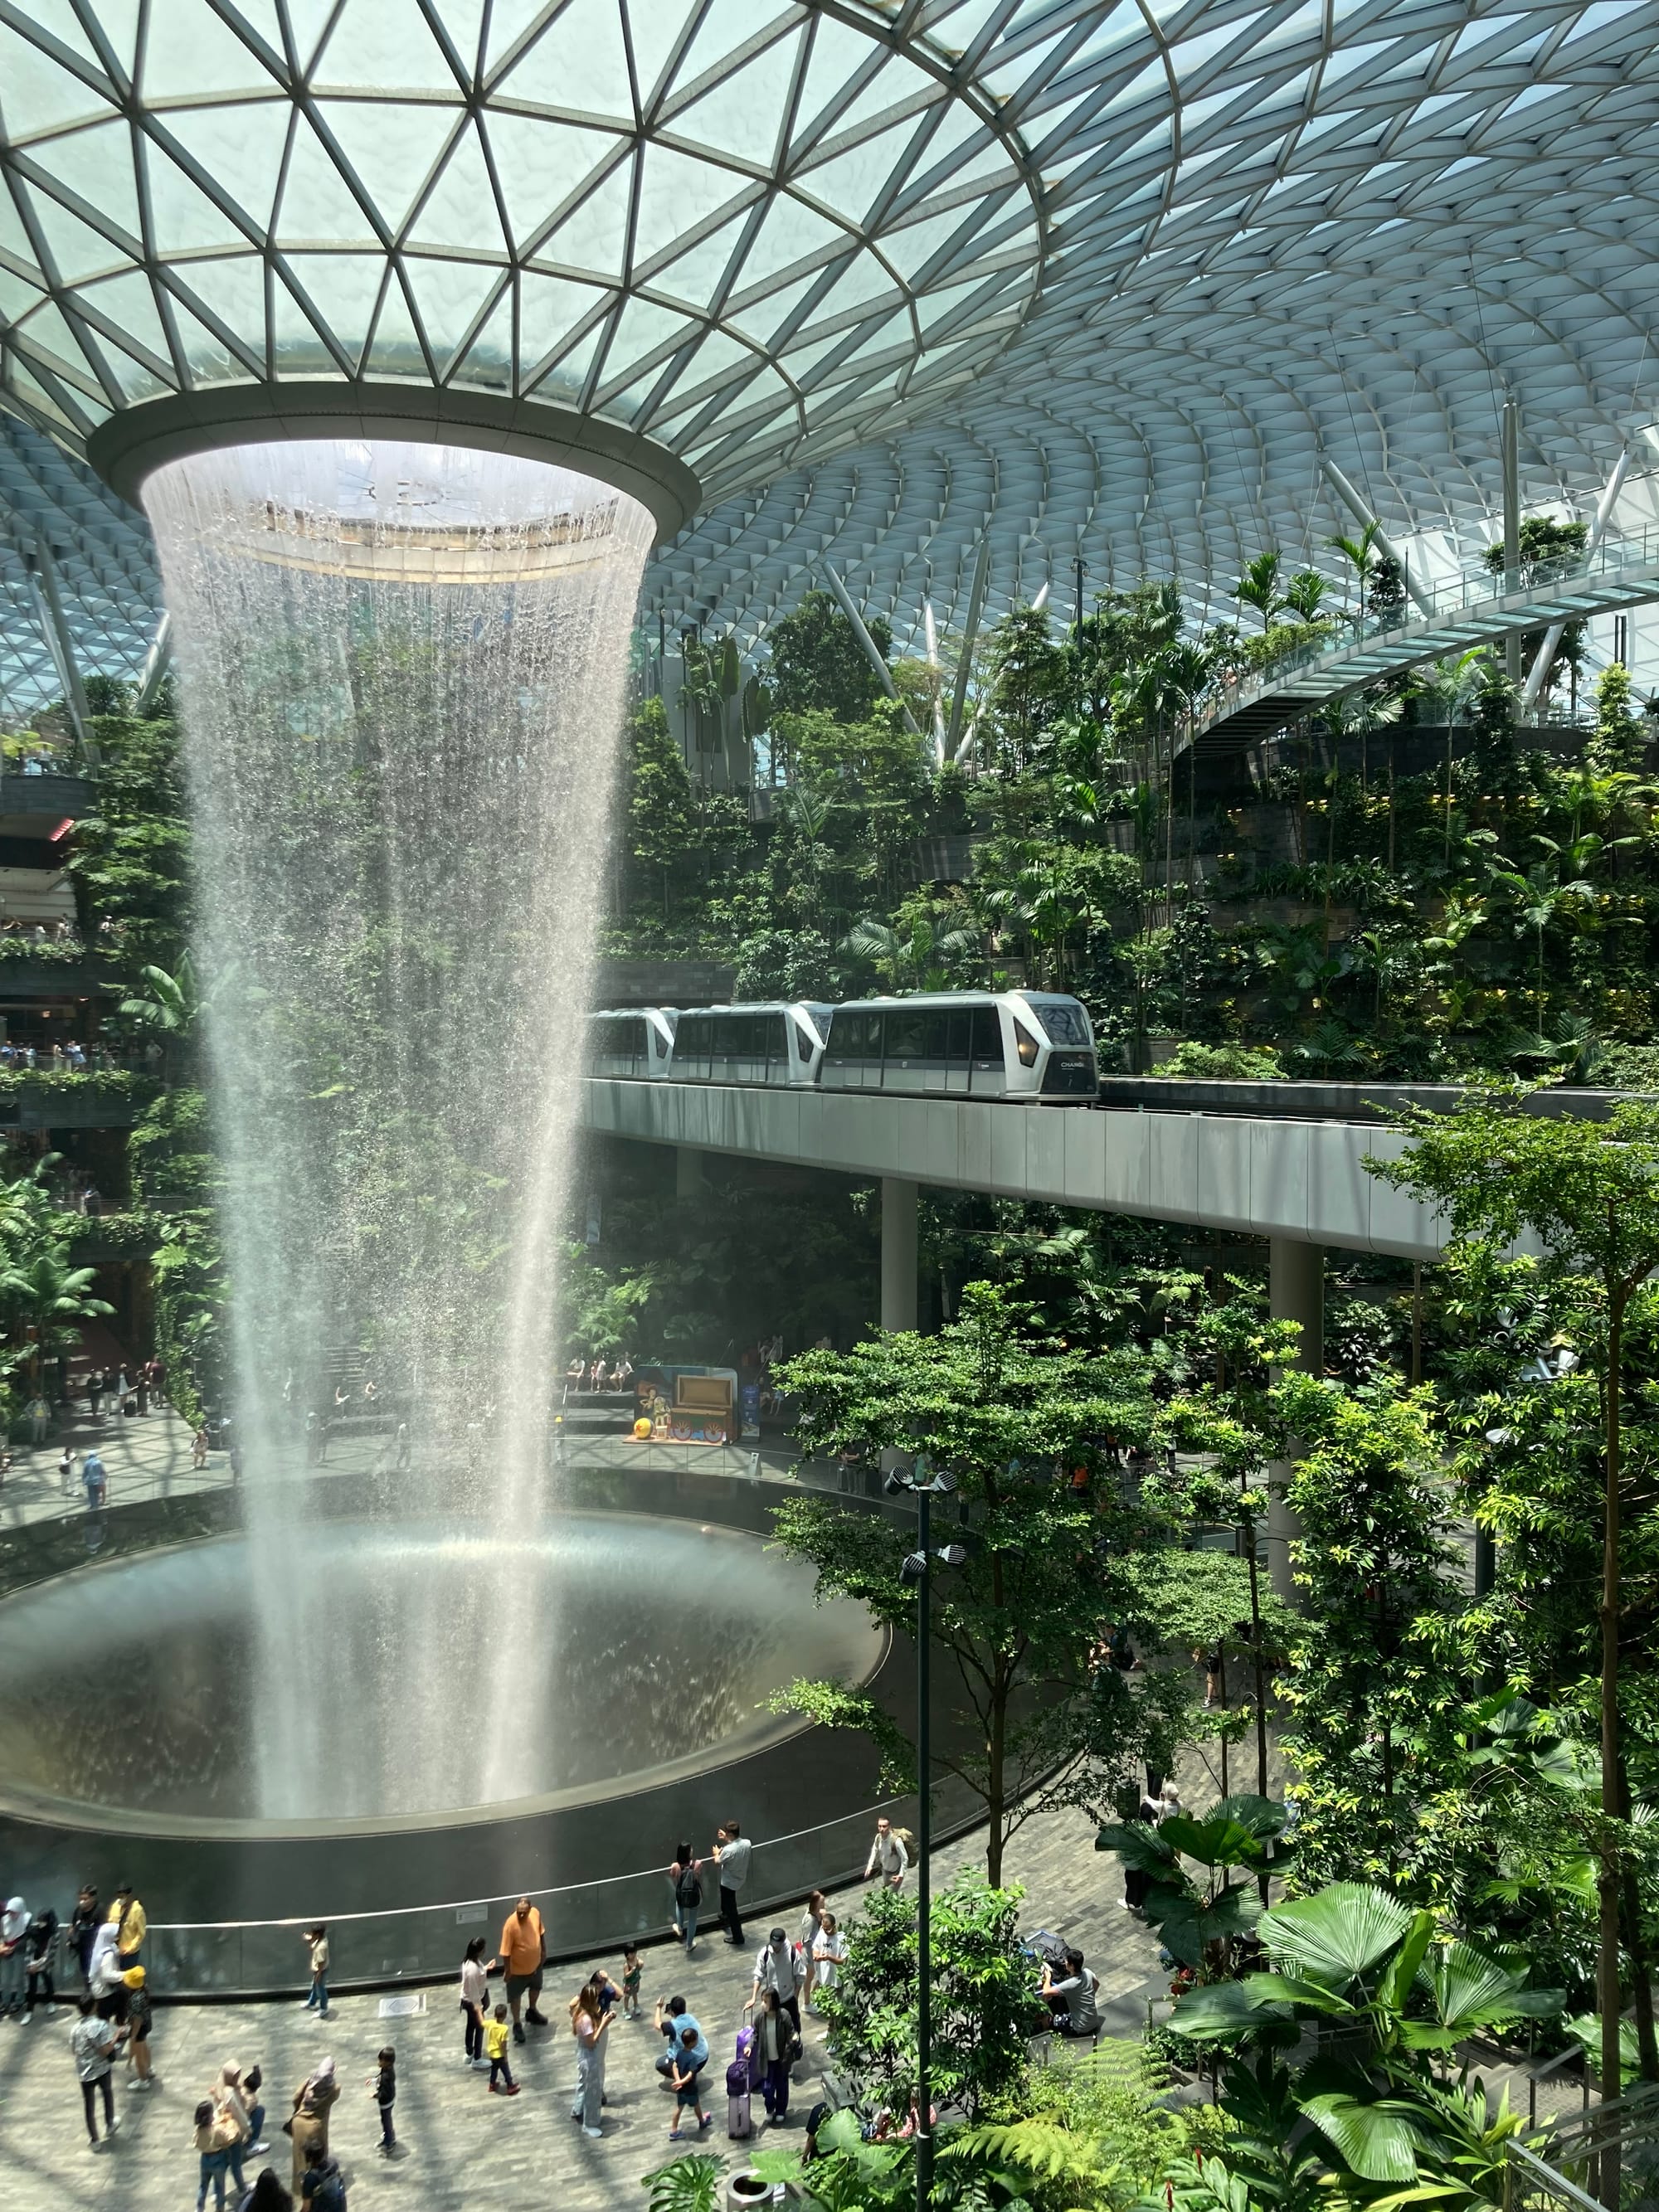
top-left (525, 319), bottom-right (604, 404)
top-left (483, 0), bottom-right (559, 79)
top-left (98, 333), bottom-right (176, 401)
top-left (878, 207), bottom-right (971, 282)
top-left (166, 297), bottom-right (242, 386)
top-left (173, 254), bottom-right (267, 356)
top-left (730, 194), bottom-right (841, 289)
top-left (667, 27), bottom-right (801, 166)
top-left (0, 27), bottom-right (114, 137)
top-left (406, 117), bottom-right (509, 255)
top-left (143, 143), bottom-right (248, 253)
top-left (283, 0), bottom-right (342, 75)
top-left (624, 0), bottom-right (696, 115)
top-left (642, 211), bottom-right (753, 304)
top-left (820, 53), bottom-right (936, 147)
top-left (157, 100), bottom-right (289, 236)
top-left (270, 271), bottom-right (342, 372)
top-left (482, 110), bottom-right (623, 251)
top-left (275, 120), bottom-right (376, 244)
top-left (451, 288), bottom-right (514, 387)
top-left (927, 0), bottom-right (1017, 52)
top-left (517, 269), bottom-right (609, 373)
top-left (139, 0), bottom-right (266, 99)
top-left (535, 154), bottom-right (633, 280)
top-left (362, 274), bottom-right (431, 378)
top-left (0, 188), bottom-right (43, 275)
top-left (28, 195), bottom-right (126, 286)
top-left (434, 0), bottom-right (489, 84)
top-left (401, 251), bottom-right (504, 359)
top-left (12, 299), bottom-right (98, 385)
top-left (724, 269), bottom-right (820, 341)
top-left (652, 325), bottom-right (752, 401)
top-left (18, 0), bottom-right (105, 68)
top-left (29, 119), bottom-right (142, 241)
top-left (796, 120), bottom-right (923, 224)
top-left (73, 266), bottom-right (175, 367)
top-left (496, 0), bottom-right (635, 124)
top-left (671, 0), bottom-right (777, 91)
top-left (790, 11), bottom-right (881, 148)
top-left (801, 250), bottom-right (898, 328)
top-left (282, 250), bottom-right (390, 363)
top-left (312, 0), bottom-right (461, 95)
top-left (314, 99), bottom-right (457, 241)
top-left (602, 293), bottom-right (701, 384)
top-left (9, 362), bottom-right (80, 432)
top-left (594, 369), bottom-right (657, 425)
top-left (0, 266), bottom-right (50, 322)
top-left (632, 143), bottom-right (751, 268)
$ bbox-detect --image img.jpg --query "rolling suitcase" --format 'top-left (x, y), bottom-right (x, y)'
top-left (727, 2057), bottom-right (753, 2139)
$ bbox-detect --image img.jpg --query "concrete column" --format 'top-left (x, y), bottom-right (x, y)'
top-left (881, 1177), bottom-right (919, 1334)
top-left (1267, 1237), bottom-right (1324, 1604)
top-left (675, 1146), bottom-right (703, 1199)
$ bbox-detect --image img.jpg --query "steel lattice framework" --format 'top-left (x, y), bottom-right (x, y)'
top-left (2, 0), bottom-right (1659, 704)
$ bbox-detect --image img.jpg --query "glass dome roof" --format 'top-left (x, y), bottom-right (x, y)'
top-left (4, 0), bottom-right (1659, 707)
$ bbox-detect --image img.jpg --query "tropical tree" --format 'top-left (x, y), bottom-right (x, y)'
top-left (1371, 1098), bottom-right (1659, 2148)
top-left (1327, 520), bottom-right (1384, 628)
top-left (1234, 552), bottom-right (1285, 631)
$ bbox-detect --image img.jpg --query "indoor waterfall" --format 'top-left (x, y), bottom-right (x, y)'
top-left (142, 440), bottom-right (653, 1821)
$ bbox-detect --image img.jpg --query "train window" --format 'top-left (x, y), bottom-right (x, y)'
top-left (945, 1009), bottom-right (970, 1061)
top-left (827, 1009), bottom-right (877, 1059)
top-left (970, 1005), bottom-right (1002, 1061)
top-left (791, 1016), bottom-right (819, 1060)
top-left (883, 1009), bottom-right (927, 1060)
top-left (767, 1013), bottom-right (789, 1064)
top-left (1030, 999), bottom-right (1092, 1046)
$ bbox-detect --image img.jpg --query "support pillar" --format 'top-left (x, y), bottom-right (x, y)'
top-left (881, 1177), bottom-right (918, 1334)
top-left (675, 1146), bottom-right (703, 1199)
top-left (1267, 1238), bottom-right (1324, 1604)
top-left (1502, 399), bottom-right (1522, 686)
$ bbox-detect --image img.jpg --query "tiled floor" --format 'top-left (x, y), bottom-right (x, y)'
top-left (0, 1800), bottom-right (1167, 2210)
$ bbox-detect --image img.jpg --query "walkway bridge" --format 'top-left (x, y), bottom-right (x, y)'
top-left (1185, 523), bottom-right (1659, 761)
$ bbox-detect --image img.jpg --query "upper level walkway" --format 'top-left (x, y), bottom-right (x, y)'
top-left (581, 1077), bottom-right (1453, 1260)
top-left (1185, 523), bottom-right (1659, 758)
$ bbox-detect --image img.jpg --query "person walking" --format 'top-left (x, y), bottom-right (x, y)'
top-left (57, 1444), bottom-right (77, 1498)
top-left (192, 1425), bottom-right (210, 1471)
top-left (489, 1896), bottom-right (547, 2044)
top-left (285, 2058), bottom-right (338, 2194)
top-left (194, 2096), bottom-right (236, 2210)
top-left (300, 1927), bottom-right (328, 2015)
top-left (460, 1937), bottom-right (489, 2068)
top-left (483, 2003), bottom-right (519, 2094)
top-left (809, 1911), bottom-right (845, 2012)
top-left (666, 2022), bottom-right (711, 2141)
top-left (71, 1997), bottom-right (119, 2148)
top-left (86, 1367), bottom-right (105, 1420)
top-left (864, 1816), bottom-right (909, 1890)
top-left (370, 2045), bottom-right (396, 2154)
top-left (668, 1841), bottom-right (703, 1955)
top-left (756, 1989), bottom-right (800, 2125)
top-left (568, 1975), bottom-right (612, 2138)
top-left (747, 1928), bottom-right (804, 2034)
top-left (713, 1820), bottom-right (752, 1947)
top-left (82, 1448), bottom-right (108, 1512)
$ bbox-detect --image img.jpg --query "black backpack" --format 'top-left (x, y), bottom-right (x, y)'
top-left (676, 1864), bottom-right (702, 1908)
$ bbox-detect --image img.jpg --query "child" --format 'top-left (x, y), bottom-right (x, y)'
top-left (668, 2021), bottom-right (711, 2140)
top-left (810, 1911), bottom-right (845, 2011)
top-left (302, 1925), bottom-right (328, 2015)
top-left (484, 2002), bottom-right (519, 2095)
top-left (620, 1946), bottom-right (643, 2020)
top-left (371, 2045), bottom-right (396, 2151)
top-left (122, 1964), bottom-right (153, 2083)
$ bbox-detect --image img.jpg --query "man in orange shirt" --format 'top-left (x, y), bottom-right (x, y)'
top-left (489, 1897), bottom-right (547, 2044)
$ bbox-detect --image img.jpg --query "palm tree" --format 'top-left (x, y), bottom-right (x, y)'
top-left (1233, 549), bottom-right (1284, 630)
top-left (0, 1247), bottom-right (114, 1393)
top-left (842, 914), bottom-right (981, 991)
top-left (1490, 854), bottom-right (1595, 1033)
top-left (1282, 567), bottom-right (1329, 621)
top-left (1326, 519), bottom-right (1384, 630)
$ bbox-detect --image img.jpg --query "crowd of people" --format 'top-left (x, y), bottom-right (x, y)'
top-left (7, 1799), bottom-right (1119, 2201)
top-left (564, 1354), bottom-right (635, 1394)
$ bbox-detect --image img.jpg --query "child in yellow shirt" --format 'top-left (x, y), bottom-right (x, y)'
top-left (484, 2004), bottom-right (519, 2096)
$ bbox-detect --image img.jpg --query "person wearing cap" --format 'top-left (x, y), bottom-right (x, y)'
top-left (746, 1928), bottom-right (804, 2033)
top-left (123, 1964), bottom-right (154, 2084)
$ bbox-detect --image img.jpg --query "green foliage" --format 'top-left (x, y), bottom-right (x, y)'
top-left (817, 1872), bottom-right (1034, 2121)
top-left (762, 1675), bottom-right (917, 1792)
top-left (1162, 1041), bottom-right (1283, 1081)
top-left (641, 2151), bottom-right (722, 2212)
top-left (769, 589), bottom-right (893, 722)
top-left (68, 711), bottom-right (192, 970)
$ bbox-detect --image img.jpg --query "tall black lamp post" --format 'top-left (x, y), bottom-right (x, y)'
top-left (885, 1454), bottom-right (966, 2212)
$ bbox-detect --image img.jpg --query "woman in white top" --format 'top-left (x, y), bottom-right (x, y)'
top-left (460, 1937), bottom-right (489, 2069)
top-left (809, 1911), bottom-right (845, 2011)
top-left (796, 1890), bottom-right (827, 1952)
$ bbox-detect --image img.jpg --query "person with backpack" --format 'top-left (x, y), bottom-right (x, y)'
top-left (747, 1928), bottom-right (805, 2033)
top-left (667, 1841), bottom-right (703, 1955)
top-left (864, 1816), bottom-right (909, 1890)
top-left (299, 2140), bottom-right (347, 2210)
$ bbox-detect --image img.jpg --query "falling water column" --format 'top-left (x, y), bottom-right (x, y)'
top-left (142, 440), bottom-right (652, 1823)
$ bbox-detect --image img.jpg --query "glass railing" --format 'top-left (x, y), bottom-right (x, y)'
top-left (1192, 522), bottom-right (1659, 740)
top-left (141, 1791), bottom-right (983, 1998)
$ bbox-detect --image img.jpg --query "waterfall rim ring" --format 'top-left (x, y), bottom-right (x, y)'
top-left (0, 1510), bottom-right (889, 1842)
top-left (88, 382), bottom-right (702, 544)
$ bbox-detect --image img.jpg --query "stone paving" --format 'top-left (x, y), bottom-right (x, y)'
top-left (0, 1801), bottom-right (1168, 2211)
